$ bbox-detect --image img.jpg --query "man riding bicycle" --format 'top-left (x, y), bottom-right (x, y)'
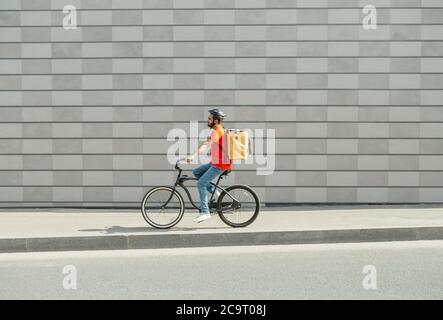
top-left (186, 108), bottom-right (232, 223)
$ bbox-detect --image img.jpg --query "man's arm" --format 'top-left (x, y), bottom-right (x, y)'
top-left (186, 137), bottom-right (211, 163)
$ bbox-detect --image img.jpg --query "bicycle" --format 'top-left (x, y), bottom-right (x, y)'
top-left (141, 159), bottom-right (260, 229)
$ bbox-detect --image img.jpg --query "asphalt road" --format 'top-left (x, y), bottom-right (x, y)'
top-left (0, 241), bottom-right (442, 300)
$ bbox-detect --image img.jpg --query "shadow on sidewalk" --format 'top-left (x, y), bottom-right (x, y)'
top-left (79, 225), bottom-right (231, 234)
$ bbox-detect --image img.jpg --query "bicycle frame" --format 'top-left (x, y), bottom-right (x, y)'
top-left (163, 161), bottom-right (240, 212)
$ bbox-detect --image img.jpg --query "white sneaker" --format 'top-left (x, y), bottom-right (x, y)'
top-left (193, 213), bottom-right (211, 223)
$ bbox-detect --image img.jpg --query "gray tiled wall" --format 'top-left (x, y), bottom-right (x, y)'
top-left (0, 0), bottom-right (442, 207)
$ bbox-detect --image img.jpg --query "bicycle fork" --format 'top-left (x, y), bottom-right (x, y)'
top-left (161, 185), bottom-right (180, 210)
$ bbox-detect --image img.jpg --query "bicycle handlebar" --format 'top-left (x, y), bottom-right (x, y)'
top-left (175, 158), bottom-right (186, 170)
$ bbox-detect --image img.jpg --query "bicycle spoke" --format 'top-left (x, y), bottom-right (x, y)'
top-left (142, 188), bottom-right (183, 228)
top-left (219, 186), bottom-right (259, 227)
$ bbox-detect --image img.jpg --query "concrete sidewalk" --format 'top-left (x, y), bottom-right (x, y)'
top-left (1, 205), bottom-right (443, 253)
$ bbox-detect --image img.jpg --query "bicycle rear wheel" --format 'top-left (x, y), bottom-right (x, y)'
top-left (217, 185), bottom-right (260, 228)
top-left (141, 186), bottom-right (184, 229)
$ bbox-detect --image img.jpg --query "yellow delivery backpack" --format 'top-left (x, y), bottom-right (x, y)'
top-left (227, 129), bottom-right (249, 160)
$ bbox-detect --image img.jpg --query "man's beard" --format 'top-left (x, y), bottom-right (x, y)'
top-left (208, 120), bottom-right (215, 128)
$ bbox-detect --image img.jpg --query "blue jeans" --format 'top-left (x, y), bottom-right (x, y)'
top-left (192, 163), bottom-right (224, 214)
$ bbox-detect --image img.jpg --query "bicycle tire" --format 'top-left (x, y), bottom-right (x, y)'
top-left (217, 185), bottom-right (260, 228)
top-left (141, 186), bottom-right (185, 229)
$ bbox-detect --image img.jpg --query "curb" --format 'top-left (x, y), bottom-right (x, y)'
top-left (1, 226), bottom-right (443, 253)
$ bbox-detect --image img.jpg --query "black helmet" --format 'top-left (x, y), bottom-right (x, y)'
top-left (208, 108), bottom-right (226, 120)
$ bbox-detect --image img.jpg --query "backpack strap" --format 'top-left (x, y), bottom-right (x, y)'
top-left (213, 127), bottom-right (230, 163)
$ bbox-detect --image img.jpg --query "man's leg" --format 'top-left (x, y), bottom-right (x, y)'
top-left (196, 165), bottom-right (224, 215)
top-left (193, 163), bottom-right (217, 193)
top-left (192, 163), bottom-right (211, 179)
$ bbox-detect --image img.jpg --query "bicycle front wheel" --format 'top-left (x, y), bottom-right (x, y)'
top-left (141, 186), bottom-right (184, 229)
top-left (217, 185), bottom-right (260, 228)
